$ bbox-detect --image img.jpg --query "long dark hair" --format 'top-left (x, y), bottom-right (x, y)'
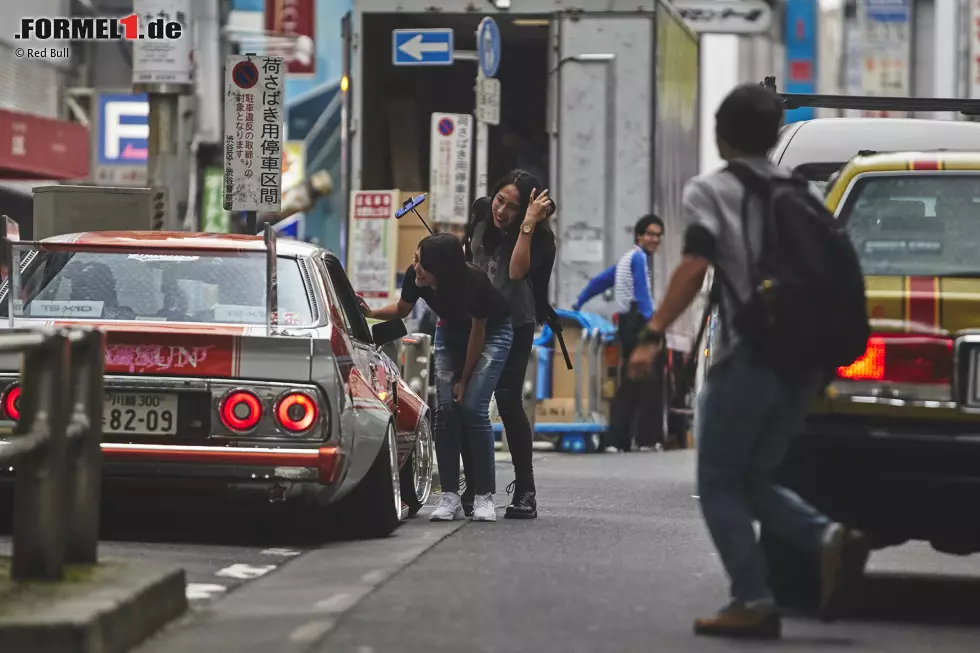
top-left (418, 233), bottom-right (470, 311)
top-left (479, 169), bottom-right (550, 254)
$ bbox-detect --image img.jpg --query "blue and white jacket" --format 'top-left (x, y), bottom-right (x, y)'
top-left (573, 246), bottom-right (654, 320)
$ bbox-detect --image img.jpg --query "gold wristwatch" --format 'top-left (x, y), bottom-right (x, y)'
top-left (520, 221), bottom-right (535, 235)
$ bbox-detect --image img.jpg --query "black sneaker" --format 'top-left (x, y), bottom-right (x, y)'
top-left (503, 480), bottom-right (538, 519)
top-left (819, 524), bottom-right (870, 621)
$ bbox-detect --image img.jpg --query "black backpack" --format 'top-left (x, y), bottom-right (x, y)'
top-left (466, 198), bottom-right (572, 370)
top-left (694, 161), bottom-right (870, 379)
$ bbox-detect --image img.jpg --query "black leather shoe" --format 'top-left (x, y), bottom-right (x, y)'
top-left (505, 488), bottom-right (537, 519)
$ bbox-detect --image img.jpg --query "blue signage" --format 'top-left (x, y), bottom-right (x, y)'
top-left (96, 93), bottom-right (149, 166)
top-left (866, 0), bottom-right (910, 22)
top-left (477, 17), bottom-right (501, 78)
top-left (392, 29), bottom-right (454, 66)
top-left (272, 214), bottom-right (305, 240)
top-left (783, 0), bottom-right (817, 123)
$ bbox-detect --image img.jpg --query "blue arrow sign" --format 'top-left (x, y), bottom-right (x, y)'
top-left (392, 29), bottom-right (454, 66)
top-left (477, 17), bottom-right (501, 78)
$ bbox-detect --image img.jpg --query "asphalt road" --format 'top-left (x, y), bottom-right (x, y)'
top-left (6, 449), bottom-right (980, 652)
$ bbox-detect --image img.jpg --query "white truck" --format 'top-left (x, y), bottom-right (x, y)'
top-left (337, 0), bottom-right (702, 445)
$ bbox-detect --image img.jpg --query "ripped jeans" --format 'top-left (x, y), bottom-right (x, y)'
top-left (433, 318), bottom-right (513, 497)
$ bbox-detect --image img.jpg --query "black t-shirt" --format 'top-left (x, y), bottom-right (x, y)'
top-left (400, 264), bottom-right (510, 326)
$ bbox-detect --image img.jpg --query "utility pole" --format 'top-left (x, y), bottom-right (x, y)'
top-left (133, 0), bottom-right (195, 231)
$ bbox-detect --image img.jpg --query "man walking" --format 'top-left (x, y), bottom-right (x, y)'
top-left (627, 84), bottom-right (868, 638)
top-left (573, 215), bottom-right (665, 452)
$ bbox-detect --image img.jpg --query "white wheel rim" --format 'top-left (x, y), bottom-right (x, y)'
top-left (388, 425), bottom-right (401, 518)
top-left (413, 417), bottom-right (434, 504)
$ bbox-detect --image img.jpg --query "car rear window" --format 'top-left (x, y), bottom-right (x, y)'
top-left (5, 250), bottom-right (314, 325)
top-left (838, 173), bottom-right (980, 276)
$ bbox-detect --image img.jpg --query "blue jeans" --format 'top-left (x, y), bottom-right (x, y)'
top-left (696, 344), bottom-right (831, 604)
top-left (433, 318), bottom-right (512, 497)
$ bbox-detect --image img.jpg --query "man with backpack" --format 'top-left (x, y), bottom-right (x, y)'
top-left (627, 84), bottom-right (871, 639)
top-left (573, 214), bottom-right (666, 452)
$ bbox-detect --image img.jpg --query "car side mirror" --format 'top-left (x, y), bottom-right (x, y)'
top-left (372, 319), bottom-right (407, 346)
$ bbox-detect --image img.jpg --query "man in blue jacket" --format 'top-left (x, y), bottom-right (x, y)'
top-left (572, 214), bottom-right (664, 451)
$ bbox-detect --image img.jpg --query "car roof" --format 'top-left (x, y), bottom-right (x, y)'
top-left (773, 118), bottom-right (980, 170)
top-left (844, 150), bottom-right (980, 171)
top-left (39, 231), bottom-right (323, 257)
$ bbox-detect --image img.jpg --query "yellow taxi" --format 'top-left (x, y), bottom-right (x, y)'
top-left (764, 150), bottom-right (980, 608)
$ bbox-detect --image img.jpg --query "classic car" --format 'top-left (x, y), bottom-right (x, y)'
top-left (760, 150), bottom-right (980, 607)
top-left (0, 226), bottom-right (434, 539)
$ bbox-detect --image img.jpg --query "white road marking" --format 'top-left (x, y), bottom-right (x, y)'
top-left (315, 592), bottom-right (358, 613)
top-left (360, 569), bottom-right (387, 584)
top-left (289, 619), bottom-right (335, 643)
top-left (260, 548), bottom-right (303, 557)
top-left (186, 583), bottom-right (228, 600)
top-left (215, 563), bottom-right (277, 580)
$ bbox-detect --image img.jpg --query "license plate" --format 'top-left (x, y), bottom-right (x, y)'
top-left (102, 392), bottom-right (178, 435)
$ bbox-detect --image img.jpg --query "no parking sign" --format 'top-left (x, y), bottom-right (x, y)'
top-left (429, 112), bottom-right (472, 225)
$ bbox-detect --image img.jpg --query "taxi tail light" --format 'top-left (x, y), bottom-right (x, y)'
top-left (837, 334), bottom-right (952, 385)
top-left (220, 390), bottom-right (263, 431)
top-left (276, 392), bottom-right (319, 433)
top-left (3, 384), bottom-right (21, 421)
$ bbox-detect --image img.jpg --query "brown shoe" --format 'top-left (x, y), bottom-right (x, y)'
top-left (819, 524), bottom-right (870, 621)
top-left (693, 602), bottom-right (781, 639)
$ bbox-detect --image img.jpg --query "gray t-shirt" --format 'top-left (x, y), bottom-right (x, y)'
top-left (682, 156), bottom-right (794, 367)
top-left (470, 221), bottom-right (536, 327)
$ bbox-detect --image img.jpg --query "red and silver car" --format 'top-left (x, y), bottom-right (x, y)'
top-left (0, 227), bottom-right (433, 538)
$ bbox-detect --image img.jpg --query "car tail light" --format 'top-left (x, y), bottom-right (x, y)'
top-left (275, 392), bottom-right (318, 432)
top-left (3, 384), bottom-right (20, 421)
top-left (220, 390), bottom-right (262, 431)
top-left (837, 334), bottom-right (952, 385)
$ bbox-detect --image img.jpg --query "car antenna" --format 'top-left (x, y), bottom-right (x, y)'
top-left (394, 194), bottom-right (433, 235)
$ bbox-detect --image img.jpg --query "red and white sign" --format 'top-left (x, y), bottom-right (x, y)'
top-left (265, 0), bottom-right (316, 76)
top-left (103, 332), bottom-right (237, 377)
top-left (347, 191), bottom-right (399, 310)
top-left (0, 108), bottom-right (88, 180)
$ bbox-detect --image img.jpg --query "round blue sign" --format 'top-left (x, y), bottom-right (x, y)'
top-left (438, 117), bottom-right (454, 136)
top-left (477, 17), bottom-right (501, 78)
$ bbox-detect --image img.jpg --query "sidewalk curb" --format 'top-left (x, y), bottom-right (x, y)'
top-left (0, 559), bottom-right (187, 653)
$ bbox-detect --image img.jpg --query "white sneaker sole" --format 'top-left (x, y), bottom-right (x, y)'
top-left (471, 512), bottom-right (497, 522)
top-left (429, 507), bottom-right (465, 522)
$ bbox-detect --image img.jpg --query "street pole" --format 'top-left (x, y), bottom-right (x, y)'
top-left (134, 0), bottom-right (195, 231)
top-left (146, 93), bottom-right (181, 230)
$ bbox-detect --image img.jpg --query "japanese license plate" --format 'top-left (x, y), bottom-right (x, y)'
top-left (102, 392), bottom-right (178, 435)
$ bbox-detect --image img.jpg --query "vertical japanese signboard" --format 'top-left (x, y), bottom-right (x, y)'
top-left (859, 0), bottom-right (911, 117)
top-left (132, 0), bottom-right (194, 87)
top-left (223, 55), bottom-right (285, 212)
top-left (429, 113), bottom-right (472, 225)
top-left (783, 0), bottom-right (817, 123)
top-left (347, 191), bottom-right (399, 311)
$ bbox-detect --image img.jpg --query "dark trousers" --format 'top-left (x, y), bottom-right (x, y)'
top-left (609, 331), bottom-right (665, 451)
top-left (460, 323), bottom-right (537, 495)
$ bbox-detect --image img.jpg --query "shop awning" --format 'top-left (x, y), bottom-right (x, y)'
top-left (0, 109), bottom-right (89, 180)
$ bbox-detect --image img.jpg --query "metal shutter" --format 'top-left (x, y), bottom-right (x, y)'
top-left (0, 43), bottom-right (64, 118)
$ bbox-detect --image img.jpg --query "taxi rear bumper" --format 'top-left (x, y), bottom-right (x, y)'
top-left (781, 415), bottom-right (980, 551)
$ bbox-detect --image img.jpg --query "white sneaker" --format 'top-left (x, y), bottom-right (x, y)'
top-left (430, 492), bottom-right (464, 521)
top-left (471, 493), bottom-right (497, 522)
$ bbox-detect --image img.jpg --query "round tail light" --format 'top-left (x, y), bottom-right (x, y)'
top-left (3, 384), bottom-right (20, 421)
top-left (275, 392), bottom-right (318, 432)
top-left (220, 390), bottom-right (262, 431)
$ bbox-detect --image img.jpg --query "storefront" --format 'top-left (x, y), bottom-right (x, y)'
top-left (0, 108), bottom-right (89, 237)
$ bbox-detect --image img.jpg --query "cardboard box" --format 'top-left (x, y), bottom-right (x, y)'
top-left (535, 397), bottom-right (578, 423)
